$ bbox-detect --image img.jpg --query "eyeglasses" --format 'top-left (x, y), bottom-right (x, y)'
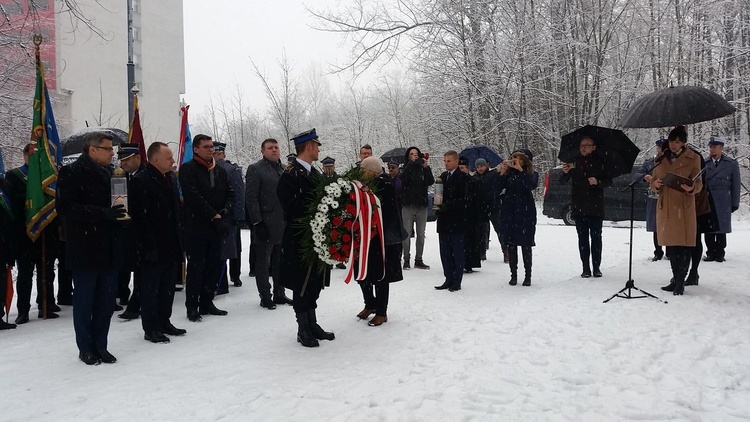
top-left (199, 145), bottom-right (215, 150)
top-left (92, 145), bottom-right (114, 152)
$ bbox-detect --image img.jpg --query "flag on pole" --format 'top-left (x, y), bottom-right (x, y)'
top-left (26, 35), bottom-right (61, 241)
top-left (177, 103), bottom-right (192, 169)
top-left (129, 95), bottom-right (147, 162)
top-left (0, 146), bottom-right (5, 175)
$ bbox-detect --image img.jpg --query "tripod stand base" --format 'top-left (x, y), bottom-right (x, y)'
top-left (603, 279), bottom-right (667, 304)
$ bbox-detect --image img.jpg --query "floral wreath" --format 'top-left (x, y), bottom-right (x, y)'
top-left (299, 167), bottom-right (385, 283)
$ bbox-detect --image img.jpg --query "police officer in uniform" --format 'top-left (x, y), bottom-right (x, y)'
top-left (277, 128), bottom-right (335, 348)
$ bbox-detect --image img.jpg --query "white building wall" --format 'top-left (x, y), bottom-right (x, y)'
top-left (53, 0), bottom-right (184, 144)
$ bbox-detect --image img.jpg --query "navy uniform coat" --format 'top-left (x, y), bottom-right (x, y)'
top-left (704, 154), bottom-right (740, 234)
top-left (277, 159), bottom-right (330, 290)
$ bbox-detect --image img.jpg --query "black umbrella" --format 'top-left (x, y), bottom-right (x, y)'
top-left (619, 85), bottom-right (736, 128)
top-left (380, 147), bottom-right (407, 165)
top-left (559, 125), bottom-right (640, 179)
top-left (62, 127), bottom-right (128, 156)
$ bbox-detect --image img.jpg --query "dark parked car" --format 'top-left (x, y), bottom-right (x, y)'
top-left (542, 166), bottom-right (649, 225)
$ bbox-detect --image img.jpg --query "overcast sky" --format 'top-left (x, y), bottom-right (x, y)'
top-left (183, 0), bottom-right (354, 117)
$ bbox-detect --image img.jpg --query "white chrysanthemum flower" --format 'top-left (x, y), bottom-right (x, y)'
top-left (317, 203), bottom-right (328, 213)
top-left (330, 201), bottom-right (339, 209)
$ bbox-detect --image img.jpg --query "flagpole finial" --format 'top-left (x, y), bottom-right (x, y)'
top-left (131, 84), bottom-right (140, 97)
top-left (33, 34), bottom-right (43, 47)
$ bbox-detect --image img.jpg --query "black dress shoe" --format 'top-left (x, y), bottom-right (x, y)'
top-left (114, 304), bottom-right (123, 311)
top-left (38, 311), bottom-right (59, 319)
top-left (651, 254), bottom-right (663, 261)
top-left (716, 256), bottom-right (725, 263)
top-left (260, 299), bottom-right (277, 310)
top-left (15, 313), bottom-right (29, 325)
top-left (248, 271), bottom-right (255, 278)
top-left (703, 255), bottom-right (716, 262)
top-left (273, 295), bottom-right (293, 306)
top-left (79, 351), bottom-right (101, 365)
top-left (199, 303), bottom-right (228, 316)
top-left (448, 285), bottom-right (462, 292)
top-left (187, 311), bottom-right (202, 322)
top-left (118, 310), bottom-right (139, 320)
top-left (0, 320), bottom-right (17, 330)
top-left (96, 349), bottom-right (117, 364)
top-left (593, 268), bottom-right (602, 278)
top-left (581, 268), bottom-right (592, 278)
top-left (49, 303), bottom-right (62, 313)
top-left (435, 281), bottom-right (451, 290)
top-left (144, 331), bottom-right (170, 343)
top-left (162, 322), bottom-right (187, 336)
top-left (232, 279), bottom-right (242, 287)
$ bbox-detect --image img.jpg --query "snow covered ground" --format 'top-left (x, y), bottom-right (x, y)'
top-left (3, 210), bottom-right (750, 421)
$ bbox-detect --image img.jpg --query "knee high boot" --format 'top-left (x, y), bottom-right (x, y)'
top-left (307, 309), bottom-right (335, 341)
top-left (508, 246), bottom-right (518, 285)
top-left (295, 311), bottom-right (319, 348)
top-left (522, 246), bottom-right (532, 286)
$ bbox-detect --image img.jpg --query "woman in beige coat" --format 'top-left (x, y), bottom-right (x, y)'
top-left (650, 126), bottom-right (703, 295)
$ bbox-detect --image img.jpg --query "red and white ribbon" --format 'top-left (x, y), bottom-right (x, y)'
top-left (343, 181), bottom-right (385, 284)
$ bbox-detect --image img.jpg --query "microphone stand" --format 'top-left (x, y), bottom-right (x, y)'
top-left (603, 175), bottom-right (666, 304)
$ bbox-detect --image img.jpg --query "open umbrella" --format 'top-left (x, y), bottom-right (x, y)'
top-left (459, 144), bottom-right (503, 171)
top-left (380, 147), bottom-right (408, 165)
top-left (61, 127), bottom-right (128, 156)
top-left (559, 125), bottom-right (640, 179)
top-left (619, 85), bottom-right (736, 128)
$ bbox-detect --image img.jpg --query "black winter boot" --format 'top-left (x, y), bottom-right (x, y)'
top-left (508, 246), bottom-right (518, 286)
top-left (661, 279), bottom-right (676, 292)
top-left (522, 247), bottom-right (532, 286)
top-left (296, 311), bottom-right (319, 347)
top-left (684, 270), bottom-right (699, 286)
top-left (307, 309), bottom-right (335, 341)
top-left (673, 277), bottom-right (685, 295)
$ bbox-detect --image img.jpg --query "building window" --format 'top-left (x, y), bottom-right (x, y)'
top-left (30, 0), bottom-right (50, 11)
top-left (0, 2), bottom-right (24, 15)
top-left (132, 0), bottom-right (140, 14)
top-left (132, 27), bottom-right (140, 41)
top-left (133, 53), bottom-right (141, 68)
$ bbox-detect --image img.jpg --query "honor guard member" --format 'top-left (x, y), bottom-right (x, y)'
top-left (7, 143), bottom-right (61, 322)
top-left (277, 128), bottom-right (335, 348)
top-left (116, 143), bottom-right (145, 319)
top-left (703, 138), bottom-right (741, 262)
top-left (213, 142), bottom-right (246, 293)
top-left (321, 156), bottom-right (336, 177)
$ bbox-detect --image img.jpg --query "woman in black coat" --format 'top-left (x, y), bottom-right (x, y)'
top-left (356, 158), bottom-right (407, 326)
top-left (497, 149), bottom-right (538, 286)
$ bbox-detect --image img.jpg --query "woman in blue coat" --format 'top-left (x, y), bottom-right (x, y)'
top-left (497, 149), bottom-right (538, 286)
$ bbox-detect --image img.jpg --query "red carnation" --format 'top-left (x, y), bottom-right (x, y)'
top-left (342, 233), bottom-right (351, 243)
top-left (329, 245), bottom-right (338, 255)
top-left (345, 204), bottom-right (356, 215)
top-left (331, 230), bottom-right (339, 240)
top-left (332, 216), bottom-right (343, 227)
top-left (344, 220), bottom-right (353, 230)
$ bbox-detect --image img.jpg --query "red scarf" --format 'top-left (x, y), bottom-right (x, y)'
top-left (194, 155), bottom-right (216, 171)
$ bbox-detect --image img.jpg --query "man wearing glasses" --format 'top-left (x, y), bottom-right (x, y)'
top-left (560, 137), bottom-right (611, 278)
top-left (57, 132), bottom-right (125, 365)
top-left (178, 134), bottom-right (234, 322)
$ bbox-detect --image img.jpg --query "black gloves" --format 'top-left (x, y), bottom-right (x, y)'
top-left (104, 204), bottom-right (126, 221)
top-left (254, 222), bottom-right (269, 242)
top-left (212, 217), bottom-right (229, 238)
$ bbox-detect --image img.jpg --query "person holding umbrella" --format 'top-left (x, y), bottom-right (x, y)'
top-left (650, 126), bottom-right (703, 296)
top-left (560, 136), bottom-right (612, 278)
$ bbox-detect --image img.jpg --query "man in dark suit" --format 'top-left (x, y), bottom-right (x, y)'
top-left (277, 128), bottom-right (334, 348)
top-left (434, 151), bottom-right (469, 292)
top-left (703, 138), bottom-right (741, 262)
top-left (246, 138), bottom-right (291, 310)
top-left (57, 132), bottom-right (125, 365)
top-left (116, 143), bottom-right (146, 320)
top-left (130, 142), bottom-right (186, 343)
top-left (179, 134), bottom-right (234, 322)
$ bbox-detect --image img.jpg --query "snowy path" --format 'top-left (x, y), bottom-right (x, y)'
top-left (3, 214), bottom-right (750, 421)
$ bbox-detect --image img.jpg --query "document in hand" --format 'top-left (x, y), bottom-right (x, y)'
top-left (661, 167), bottom-right (705, 193)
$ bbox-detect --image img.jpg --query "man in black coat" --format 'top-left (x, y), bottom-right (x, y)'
top-left (560, 137), bottom-right (612, 278)
top-left (6, 143), bottom-right (61, 322)
top-left (130, 142), bottom-right (186, 343)
top-left (116, 143), bottom-right (146, 320)
top-left (178, 134), bottom-right (234, 322)
top-left (277, 128), bottom-right (334, 348)
top-left (400, 146), bottom-right (434, 270)
top-left (434, 151), bottom-right (469, 292)
top-left (473, 158), bottom-right (500, 261)
top-left (246, 138), bottom-right (291, 309)
top-left (214, 142), bottom-right (245, 293)
top-left (57, 132), bottom-right (125, 365)
top-left (0, 176), bottom-right (17, 330)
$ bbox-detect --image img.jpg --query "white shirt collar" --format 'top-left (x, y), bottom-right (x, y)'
top-left (296, 157), bottom-right (312, 173)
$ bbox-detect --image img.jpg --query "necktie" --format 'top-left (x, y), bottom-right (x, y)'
top-left (714, 160), bottom-right (718, 167)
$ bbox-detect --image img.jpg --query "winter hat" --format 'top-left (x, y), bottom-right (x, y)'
top-left (475, 158), bottom-right (488, 168)
top-left (458, 156), bottom-right (469, 166)
top-left (513, 148), bottom-right (534, 161)
top-left (360, 156), bottom-right (383, 175)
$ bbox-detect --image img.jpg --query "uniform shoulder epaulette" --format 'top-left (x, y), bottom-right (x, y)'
top-left (284, 163), bottom-right (296, 173)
